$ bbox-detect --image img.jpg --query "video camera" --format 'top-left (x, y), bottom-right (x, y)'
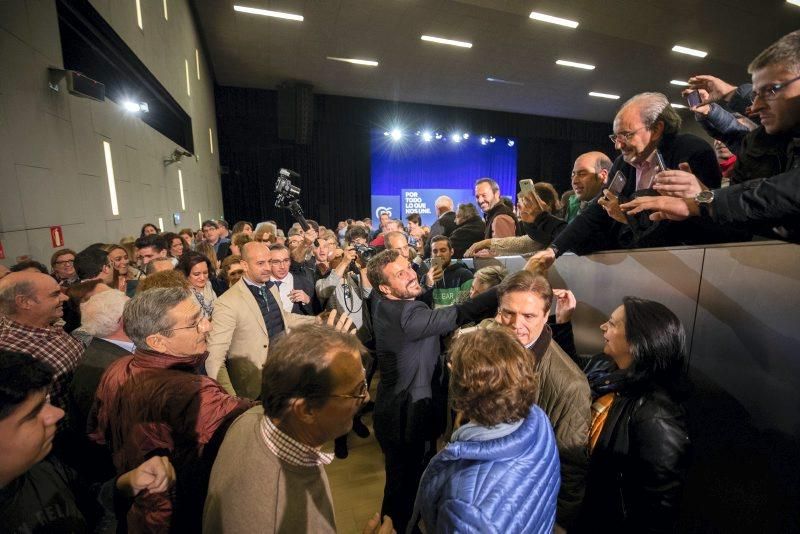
top-left (274, 168), bottom-right (309, 231)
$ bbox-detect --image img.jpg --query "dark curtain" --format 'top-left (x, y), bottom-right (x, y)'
top-left (215, 86), bottom-right (612, 228)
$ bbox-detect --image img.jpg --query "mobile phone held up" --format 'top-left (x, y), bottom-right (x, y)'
top-left (607, 171), bottom-right (626, 196)
top-left (686, 90), bottom-right (702, 108)
top-left (519, 179), bottom-right (535, 195)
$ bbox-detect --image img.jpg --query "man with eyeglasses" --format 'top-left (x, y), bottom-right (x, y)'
top-left (204, 324), bottom-right (394, 534)
top-left (621, 30), bottom-right (800, 244)
top-left (268, 243), bottom-right (319, 315)
top-left (88, 287), bottom-right (255, 532)
top-left (525, 91), bottom-right (724, 270)
top-left (50, 248), bottom-right (79, 287)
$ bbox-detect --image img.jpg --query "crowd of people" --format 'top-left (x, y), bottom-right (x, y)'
top-left (0, 29), bottom-right (798, 534)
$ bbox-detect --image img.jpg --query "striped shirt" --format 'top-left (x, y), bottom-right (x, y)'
top-left (260, 416), bottom-right (334, 467)
top-left (0, 316), bottom-right (84, 407)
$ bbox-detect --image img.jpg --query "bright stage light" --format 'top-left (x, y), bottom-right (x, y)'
top-left (480, 137), bottom-right (488, 145)
top-left (422, 131), bottom-right (433, 142)
top-left (507, 140), bottom-right (515, 147)
top-left (462, 133), bottom-right (470, 139)
top-left (434, 132), bottom-right (443, 140)
top-left (451, 133), bottom-right (462, 143)
top-left (488, 136), bottom-right (496, 143)
top-left (390, 129), bottom-right (403, 141)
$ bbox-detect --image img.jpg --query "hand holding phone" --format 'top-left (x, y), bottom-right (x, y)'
top-left (607, 171), bottom-right (626, 196)
top-left (686, 90), bottom-right (702, 108)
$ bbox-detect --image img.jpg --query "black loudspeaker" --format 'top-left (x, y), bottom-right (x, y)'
top-left (277, 82), bottom-right (314, 144)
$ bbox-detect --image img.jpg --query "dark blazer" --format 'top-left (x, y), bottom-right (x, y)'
top-left (286, 269), bottom-right (321, 315)
top-left (552, 133), bottom-right (728, 255)
top-left (425, 211), bottom-right (457, 257)
top-left (449, 216), bottom-right (486, 258)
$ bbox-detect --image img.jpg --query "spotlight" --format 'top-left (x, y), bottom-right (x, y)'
top-left (122, 101), bottom-right (148, 113)
top-left (480, 137), bottom-right (488, 145)
top-left (488, 136), bottom-right (496, 143)
top-left (384, 131), bottom-right (390, 136)
top-left (462, 133), bottom-right (470, 140)
top-left (434, 132), bottom-right (443, 140)
top-left (507, 139), bottom-right (515, 147)
top-left (390, 128), bottom-right (403, 141)
top-left (422, 131), bottom-right (433, 142)
top-left (451, 133), bottom-right (462, 143)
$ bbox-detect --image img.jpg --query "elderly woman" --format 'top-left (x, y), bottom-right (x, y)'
top-left (413, 328), bottom-right (560, 534)
top-left (176, 251), bottom-right (217, 317)
top-left (576, 297), bottom-right (690, 533)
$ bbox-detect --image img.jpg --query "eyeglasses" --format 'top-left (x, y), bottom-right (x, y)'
top-left (268, 259), bottom-right (291, 265)
top-left (328, 380), bottom-right (369, 402)
top-left (750, 74), bottom-right (800, 104)
top-left (608, 125), bottom-right (647, 144)
top-left (54, 259), bottom-right (74, 265)
top-left (160, 317), bottom-right (207, 334)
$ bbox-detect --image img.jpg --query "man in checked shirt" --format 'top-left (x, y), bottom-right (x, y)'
top-left (0, 271), bottom-right (83, 409)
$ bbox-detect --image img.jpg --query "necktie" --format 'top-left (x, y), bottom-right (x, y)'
top-left (258, 285), bottom-right (270, 311)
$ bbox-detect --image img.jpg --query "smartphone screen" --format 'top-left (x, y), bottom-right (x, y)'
top-left (431, 256), bottom-right (444, 270)
top-left (608, 171), bottom-right (626, 196)
top-left (686, 90), bottom-right (702, 108)
top-left (519, 179), bottom-right (535, 194)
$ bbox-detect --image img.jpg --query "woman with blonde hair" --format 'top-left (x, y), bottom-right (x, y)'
top-left (102, 244), bottom-right (144, 297)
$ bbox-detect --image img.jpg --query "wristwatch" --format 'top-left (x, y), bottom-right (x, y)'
top-left (694, 190), bottom-right (715, 217)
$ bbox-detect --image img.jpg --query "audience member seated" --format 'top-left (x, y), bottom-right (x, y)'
top-left (103, 244), bottom-right (143, 296)
top-left (269, 243), bottom-right (319, 315)
top-left (134, 234), bottom-right (169, 269)
top-left (88, 287), bottom-right (255, 532)
top-left (448, 202), bottom-right (485, 259)
top-left (140, 223), bottom-right (159, 237)
top-left (10, 259), bottom-right (48, 274)
top-left (621, 30), bottom-right (800, 243)
top-left (566, 152), bottom-right (613, 223)
top-left (418, 235), bottom-right (474, 308)
top-left (412, 329), bottom-right (559, 533)
top-left (163, 232), bottom-right (186, 258)
top-left (50, 248), bottom-right (79, 287)
top-left (203, 324), bottom-right (392, 534)
top-left (206, 242), bottom-right (314, 398)
top-left (0, 351), bottom-right (176, 533)
top-left (366, 249), bottom-right (498, 533)
top-left (135, 269), bottom-right (190, 292)
top-left (0, 272), bottom-right (83, 410)
top-left (491, 271), bottom-right (590, 530)
top-left (576, 297), bottom-right (690, 533)
top-left (475, 178), bottom-right (518, 238)
top-left (177, 251), bottom-right (217, 318)
top-left (144, 256), bottom-right (176, 275)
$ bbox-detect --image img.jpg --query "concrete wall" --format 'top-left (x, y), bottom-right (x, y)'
top-left (0, 0), bottom-right (222, 267)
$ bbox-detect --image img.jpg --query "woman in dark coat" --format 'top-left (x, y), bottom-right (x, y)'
top-left (577, 296), bottom-right (690, 534)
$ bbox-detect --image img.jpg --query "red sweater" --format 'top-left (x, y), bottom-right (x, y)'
top-left (88, 349), bottom-right (254, 533)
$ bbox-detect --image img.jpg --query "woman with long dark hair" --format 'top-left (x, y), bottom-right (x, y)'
top-left (577, 296), bottom-right (690, 533)
top-left (176, 252), bottom-right (217, 318)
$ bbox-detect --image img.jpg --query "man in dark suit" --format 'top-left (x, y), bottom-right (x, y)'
top-left (268, 243), bottom-right (320, 315)
top-left (424, 196), bottom-right (457, 258)
top-left (366, 249), bottom-right (497, 533)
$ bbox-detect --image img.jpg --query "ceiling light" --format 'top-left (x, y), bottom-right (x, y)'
top-left (529, 11), bottom-right (579, 28)
top-left (420, 35), bottom-right (472, 48)
top-left (507, 140), bottom-right (515, 147)
top-left (670, 80), bottom-right (689, 86)
top-left (462, 133), bottom-right (470, 139)
top-left (422, 131), bottom-right (433, 142)
top-left (672, 45), bottom-right (708, 58)
top-left (556, 59), bottom-right (595, 70)
top-left (434, 132), bottom-right (443, 140)
top-left (451, 133), bottom-right (462, 143)
top-left (589, 91), bottom-right (620, 100)
top-left (327, 57), bottom-right (379, 67)
top-left (671, 103), bottom-right (688, 109)
top-left (789, 0), bottom-right (800, 6)
top-left (233, 5), bottom-right (303, 21)
top-left (390, 129), bottom-right (403, 141)
top-left (488, 136), bottom-right (496, 143)
top-left (486, 77), bottom-right (524, 86)
top-left (480, 137), bottom-right (488, 145)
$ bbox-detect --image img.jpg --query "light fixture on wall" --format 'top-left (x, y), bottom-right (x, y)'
top-left (164, 147), bottom-right (193, 166)
top-left (122, 100), bottom-right (149, 113)
top-left (178, 169), bottom-right (186, 210)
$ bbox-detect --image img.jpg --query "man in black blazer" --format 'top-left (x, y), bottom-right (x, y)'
top-left (424, 196), bottom-right (457, 258)
top-left (366, 249), bottom-right (497, 533)
top-left (268, 243), bottom-right (320, 315)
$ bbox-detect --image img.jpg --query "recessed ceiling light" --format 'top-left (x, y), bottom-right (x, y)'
top-left (670, 80), bottom-right (690, 86)
top-left (420, 35), bottom-right (472, 48)
top-left (486, 77), bottom-right (524, 86)
top-left (672, 45), bottom-right (707, 58)
top-left (233, 5), bottom-right (303, 21)
top-left (589, 91), bottom-right (620, 100)
top-left (327, 57), bottom-right (379, 67)
top-left (529, 11), bottom-right (579, 29)
top-left (556, 59), bottom-right (595, 70)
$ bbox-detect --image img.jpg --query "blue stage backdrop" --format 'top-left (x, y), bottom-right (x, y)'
top-left (370, 130), bottom-right (518, 226)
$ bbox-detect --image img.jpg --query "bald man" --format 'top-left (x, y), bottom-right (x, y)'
top-left (0, 272), bottom-right (84, 408)
top-left (565, 152), bottom-right (613, 223)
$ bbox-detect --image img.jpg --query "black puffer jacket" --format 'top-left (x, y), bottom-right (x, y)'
top-left (576, 356), bottom-right (690, 534)
top-left (448, 216), bottom-right (486, 258)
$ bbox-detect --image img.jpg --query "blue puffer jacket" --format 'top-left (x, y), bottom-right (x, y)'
top-left (415, 406), bottom-right (560, 533)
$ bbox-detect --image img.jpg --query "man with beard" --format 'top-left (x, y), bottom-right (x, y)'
top-left (565, 152), bottom-right (613, 223)
top-left (366, 250), bottom-right (497, 534)
top-left (474, 178), bottom-right (517, 238)
top-left (417, 235), bottom-right (473, 308)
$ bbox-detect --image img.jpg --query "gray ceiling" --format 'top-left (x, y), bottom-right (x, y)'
top-left (191, 0), bottom-right (799, 124)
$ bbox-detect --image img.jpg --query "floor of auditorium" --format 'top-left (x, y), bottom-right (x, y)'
top-left (323, 393), bottom-right (386, 533)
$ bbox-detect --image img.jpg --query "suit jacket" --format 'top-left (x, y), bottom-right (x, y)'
top-left (206, 279), bottom-right (314, 399)
top-left (281, 268), bottom-right (321, 315)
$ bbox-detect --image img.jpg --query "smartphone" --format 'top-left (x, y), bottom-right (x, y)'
top-left (654, 150), bottom-right (667, 173)
top-left (607, 171), bottom-right (626, 196)
top-left (686, 90), bottom-right (702, 108)
top-left (519, 179), bottom-right (535, 194)
top-left (431, 256), bottom-right (444, 270)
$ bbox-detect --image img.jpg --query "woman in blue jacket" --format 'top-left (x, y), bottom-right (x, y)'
top-left (412, 329), bottom-right (560, 534)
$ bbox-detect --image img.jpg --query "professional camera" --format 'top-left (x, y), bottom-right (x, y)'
top-left (353, 243), bottom-right (376, 264)
top-left (274, 168), bottom-right (301, 202)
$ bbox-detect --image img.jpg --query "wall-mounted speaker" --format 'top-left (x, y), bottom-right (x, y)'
top-left (277, 82), bottom-right (314, 145)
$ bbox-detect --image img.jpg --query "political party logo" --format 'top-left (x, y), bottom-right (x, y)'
top-left (375, 206), bottom-right (393, 218)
